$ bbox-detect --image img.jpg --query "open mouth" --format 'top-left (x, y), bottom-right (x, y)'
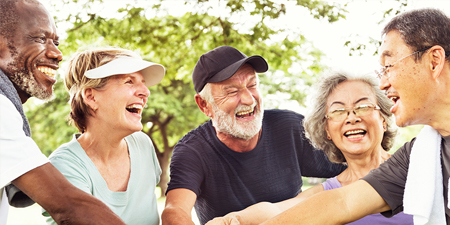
top-left (126, 104), bottom-right (143, 115)
top-left (37, 66), bottom-right (56, 78)
top-left (389, 96), bottom-right (399, 104)
top-left (344, 129), bottom-right (366, 139)
top-left (236, 107), bottom-right (255, 118)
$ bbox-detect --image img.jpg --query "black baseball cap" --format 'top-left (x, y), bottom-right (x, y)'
top-left (192, 46), bottom-right (268, 93)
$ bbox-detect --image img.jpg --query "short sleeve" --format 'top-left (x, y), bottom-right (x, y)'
top-left (42, 149), bottom-right (91, 223)
top-left (166, 142), bottom-right (205, 196)
top-left (362, 140), bottom-right (413, 216)
top-left (48, 152), bottom-right (91, 194)
top-left (0, 95), bottom-right (48, 188)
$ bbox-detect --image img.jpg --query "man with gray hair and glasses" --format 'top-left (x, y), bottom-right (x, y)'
top-left (259, 8), bottom-right (450, 225)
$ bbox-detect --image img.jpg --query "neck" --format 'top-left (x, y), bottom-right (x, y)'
top-left (216, 129), bottom-right (261, 153)
top-left (426, 67), bottom-right (450, 136)
top-left (338, 146), bottom-right (390, 186)
top-left (77, 125), bottom-right (130, 162)
top-left (13, 83), bottom-right (30, 104)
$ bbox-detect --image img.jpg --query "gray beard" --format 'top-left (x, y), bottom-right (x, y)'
top-left (6, 61), bottom-right (53, 101)
top-left (211, 97), bottom-right (264, 141)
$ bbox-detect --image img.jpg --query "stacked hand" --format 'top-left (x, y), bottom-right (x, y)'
top-left (206, 215), bottom-right (241, 225)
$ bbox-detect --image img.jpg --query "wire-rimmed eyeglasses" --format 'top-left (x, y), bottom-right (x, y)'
top-left (375, 46), bottom-right (432, 79)
top-left (325, 103), bottom-right (380, 122)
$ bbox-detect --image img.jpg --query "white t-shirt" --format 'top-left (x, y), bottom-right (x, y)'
top-left (0, 95), bottom-right (49, 224)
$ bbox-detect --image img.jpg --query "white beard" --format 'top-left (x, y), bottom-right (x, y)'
top-left (211, 97), bottom-right (264, 140)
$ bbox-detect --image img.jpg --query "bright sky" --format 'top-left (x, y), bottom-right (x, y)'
top-left (41, 0), bottom-right (450, 74)
top-left (40, 0), bottom-right (450, 112)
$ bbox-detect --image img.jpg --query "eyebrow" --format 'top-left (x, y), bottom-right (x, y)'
top-left (379, 50), bottom-right (393, 64)
top-left (329, 97), bottom-right (371, 108)
top-left (34, 28), bottom-right (60, 40)
top-left (222, 75), bottom-right (257, 91)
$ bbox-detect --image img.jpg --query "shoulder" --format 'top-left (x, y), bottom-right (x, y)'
top-left (0, 95), bottom-right (21, 119)
top-left (49, 136), bottom-right (86, 166)
top-left (127, 131), bottom-right (153, 145)
top-left (263, 109), bottom-right (304, 123)
top-left (176, 121), bottom-right (214, 147)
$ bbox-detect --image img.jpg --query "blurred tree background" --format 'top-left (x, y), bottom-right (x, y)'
top-left (24, 0), bottom-right (416, 197)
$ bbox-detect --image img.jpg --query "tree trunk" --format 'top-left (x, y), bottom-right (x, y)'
top-left (157, 146), bottom-right (173, 198)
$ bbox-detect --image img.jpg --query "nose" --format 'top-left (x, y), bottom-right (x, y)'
top-left (378, 76), bottom-right (390, 91)
top-left (45, 41), bottom-right (63, 62)
top-left (345, 110), bottom-right (361, 124)
top-left (138, 82), bottom-right (150, 98)
top-left (240, 88), bottom-right (254, 106)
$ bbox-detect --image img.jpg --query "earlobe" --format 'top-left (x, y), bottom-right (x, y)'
top-left (325, 126), bottom-right (331, 140)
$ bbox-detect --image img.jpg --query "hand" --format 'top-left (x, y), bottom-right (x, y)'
top-left (206, 216), bottom-right (240, 225)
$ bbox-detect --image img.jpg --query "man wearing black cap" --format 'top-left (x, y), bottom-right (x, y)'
top-left (162, 46), bottom-right (345, 225)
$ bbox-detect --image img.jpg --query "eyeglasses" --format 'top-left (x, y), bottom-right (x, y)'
top-left (325, 103), bottom-right (380, 122)
top-left (375, 46), bottom-right (432, 79)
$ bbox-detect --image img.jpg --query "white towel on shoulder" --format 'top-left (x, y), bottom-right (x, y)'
top-left (404, 125), bottom-right (445, 225)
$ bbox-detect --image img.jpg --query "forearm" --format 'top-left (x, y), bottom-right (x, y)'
top-left (260, 181), bottom-right (389, 225)
top-left (161, 207), bottom-right (195, 225)
top-left (12, 163), bottom-right (125, 225)
top-left (226, 202), bottom-right (283, 225)
top-left (229, 185), bottom-right (324, 225)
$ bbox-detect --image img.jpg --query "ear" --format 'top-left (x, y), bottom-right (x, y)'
top-left (82, 88), bottom-right (98, 112)
top-left (324, 125), bottom-right (331, 140)
top-left (429, 46), bottom-right (446, 80)
top-left (195, 94), bottom-right (213, 118)
top-left (0, 36), bottom-right (9, 66)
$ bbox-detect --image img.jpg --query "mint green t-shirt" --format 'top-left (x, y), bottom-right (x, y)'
top-left (43, 131), bottom-right (161, 225)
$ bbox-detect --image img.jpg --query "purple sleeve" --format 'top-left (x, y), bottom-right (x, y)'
top-left (321, 177), bottom-right (342, 190)
top-left (361, 139), bottom-right (413, 217)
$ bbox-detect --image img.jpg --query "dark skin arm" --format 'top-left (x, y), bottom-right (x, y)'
top-left (11, 163), bottom-right (125, 225)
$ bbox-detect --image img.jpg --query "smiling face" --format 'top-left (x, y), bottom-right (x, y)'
top-left (325, 80), bottom-right (386, 158)
top-left (378, 30), bottom-right (436, 127)
top-left (89, 72), bottom-right (150, 133)
top-left (0, 0), bottom-right (62, 102)
top-left (207, 64), bottom-right (263, 140)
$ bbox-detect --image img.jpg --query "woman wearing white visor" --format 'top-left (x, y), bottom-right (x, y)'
top-left (42, 47), bottom-right (165, 225)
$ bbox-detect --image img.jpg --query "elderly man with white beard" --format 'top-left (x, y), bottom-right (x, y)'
top-left (161, 46), bottom-right (346, 225)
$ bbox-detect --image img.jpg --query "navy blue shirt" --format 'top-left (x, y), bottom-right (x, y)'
top-left (167, 109), bottom-right (346, 224)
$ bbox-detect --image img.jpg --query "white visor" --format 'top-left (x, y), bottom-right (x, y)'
top-left (84, 56), bottom-right (165, 87)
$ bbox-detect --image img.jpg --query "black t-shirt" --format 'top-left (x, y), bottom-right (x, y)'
top-left (167, 109), bottom-right (346, 224)
top-left (363, 135), bottom-right (450, 223)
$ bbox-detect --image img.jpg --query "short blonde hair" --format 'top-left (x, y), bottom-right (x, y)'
top-left (65, 47), bottom-right (139, 133)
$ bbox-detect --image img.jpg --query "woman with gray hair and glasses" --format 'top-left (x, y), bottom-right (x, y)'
top-left (206, 72), bottom-right (412, 225)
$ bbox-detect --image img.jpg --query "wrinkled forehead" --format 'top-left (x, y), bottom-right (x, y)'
top-left (327, 80), bottom-right (376, 108)
top-left (15, 0), bottom-right (56, 32)
top-left (378, 30), bottom-right (410, 62)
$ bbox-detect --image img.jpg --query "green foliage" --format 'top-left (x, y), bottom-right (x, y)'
top-left (26, 0), bottom-right (351, 194)
top-left (29, 0), bottom-right (348, 156)
top-left (24, 79), bottom-right (77, 156)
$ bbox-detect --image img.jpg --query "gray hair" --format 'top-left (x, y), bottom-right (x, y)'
top-left (303, 72), bottom-right (397, 163)
top-left (383, 8), bottom-right (450, 62)
top-left (199, 83), bottom-right (213, 103)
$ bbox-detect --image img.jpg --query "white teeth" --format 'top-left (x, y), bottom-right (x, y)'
top-left (345, 130), bottom-right (365, 135)
top-left (236, 109), bottom-right (253, 116)
top-left (126, 104), bottom-right (143, 110)
top-left (37, 66), bottom-right (55, 78)
top-left (389, 96), bottom-right (399, 101)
